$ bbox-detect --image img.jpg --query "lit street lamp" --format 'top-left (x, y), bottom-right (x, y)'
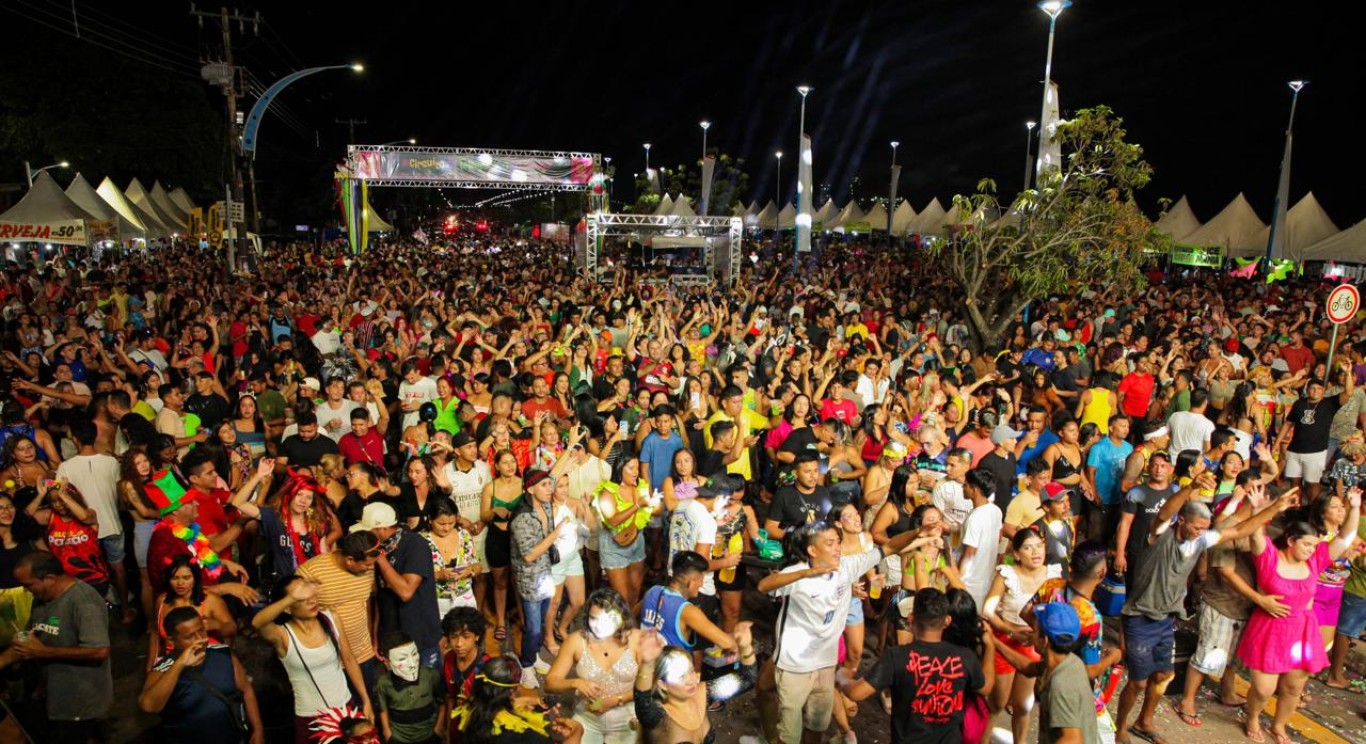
top-left (1265, 80), bottom-right (1308, 262)
top-left (379, 138), bottom-right (417, 147)
top-left (700, 120), bottom-right (711, 160)
top-left (775, 151), bottom-right (783, 237)
top-left (888, 142), bottom-right (900, 237)
top-left (1034, 1), bottom-right (1070, 184)
top-left (1023, 121), bottom-right (1037, 191)
top-left (24, 160), bottom-right (69, 187)
top-left (643, 142), bottom-right (652, 172)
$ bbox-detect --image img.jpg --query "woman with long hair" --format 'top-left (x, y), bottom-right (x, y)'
top-left (232, 393), bottom-right (267, 460)
top-left (662, 448), bottom-right (706, 514)
top-left (594, 457), bottom-right (653, 608)
top-left (481, 450), bottom-right (523, 645)
top-left (433, 375), bottom-right (463, 436)
top-left (146, 554), bottom-right (234, 672)
top-left (944, 587), bottom-right (996, 744)
top-left (400, 455), bottom-right (450, 531)
top-left (853, 404), bottom-right (891, 467)
top-left (28, 478), bottom-right (110, 596)
top-left (831, 502), bottom-right (878, 684)
top-left (120, 446), bottom-right (163, 621)
top-left (232, 460), bottom-right (338, 588)
top-left (1308, 491), bottom-right (1360, 665)
top-left (631, 623), bottom-right (758, 744)
top-left (548, 469), bottom-right (592, 652)
top-left (254, 575), bottom-right (373, 743)
top-left (983, 526), bottom-right (1058, 744)
top-left (457, 654), bottom-right (582, 744)
top-left (545, 588), bottom-right (641, 744)
top-left (315, 453), bottom-right (351, 511)
top-left (1, 435), bottom-right (54, 510)
top-left (213, 418), bottom-right (253, 490)
top-left (1238, 490), bottom-right (1359, 744)
top-left (425, 498), bottom-right (480, 621)
top-left (0, 492), bottom-right (38, 588)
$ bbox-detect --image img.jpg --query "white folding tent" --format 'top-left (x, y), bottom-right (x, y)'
top-left (861, 202), bottom-right (889, 232)
top-left (1302, 219), bottom-right (1366, 264)
top-left (652, 194), bottom-right (675, 217)
top-left (169, 187), bottom-right (197, 215)
top-left (0, 171), bottom-right (97, 245)
top-left (907, 198), bottom-right (947, 235)
top-left (151, 181), bottom-right (190, 224)
top-left (776, 202), bottom-right (796, 229)
top-left (127, 178), bottom-right (184, 234)
top-left (829, 202), bottom-right (865, 231)
top-left (671, 197), bottom-right (696, 218)
top-left (1248, 192), bottom-right (1339, 262)
top-left (98, 177), bottom-right (166, 240)
top-left (891, 200), bottom-right (917, 235)
top-left (755, 201), bottom-right (778, 230)
top-left (66, 173), bottom-right (144, 242)
top-left (1179, 193), bottom-right (1266, 257)
top-left (1154, 196), bottom-right (1201, 242)
top-left (364, 202), bottom-right (394, 232)
top-left (813, 198), bottom-right (836, 228)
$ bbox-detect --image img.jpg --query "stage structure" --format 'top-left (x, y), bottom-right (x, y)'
top-left (582, 213), bottom-right (743, 286)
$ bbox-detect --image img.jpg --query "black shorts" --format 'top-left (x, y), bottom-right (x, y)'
top-left (715, 564), bottom-right (748, 592)
top-left (485, 524), bottom-right (511, 568)
top-left (693, 592), bottom-right (721, 622)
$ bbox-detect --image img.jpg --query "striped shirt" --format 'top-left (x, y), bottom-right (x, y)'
top-left (298, 552), bottom-right (377, 662)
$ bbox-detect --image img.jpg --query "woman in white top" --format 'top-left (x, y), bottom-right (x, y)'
top-left (981, 527), bottom-right (1059, 744)
top-left (253, 574), bottom-right (372, 743)
top-left (549, 469), bottom-right (594, 653)
top-left (544, 588), bottom-right (641, 744)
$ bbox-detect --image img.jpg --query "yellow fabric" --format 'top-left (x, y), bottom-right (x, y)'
top-left (1079, 389), bottom-right (1114, 434)
top-left (703, 407), bottom-right (770, 480)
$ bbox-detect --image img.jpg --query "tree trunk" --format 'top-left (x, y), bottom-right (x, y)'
top-left (963, 286), bottom-right (1031, 354)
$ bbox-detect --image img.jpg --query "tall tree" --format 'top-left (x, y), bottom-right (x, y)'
top-left (930, 106), bottom-right (1168, 351)
top-left (629, 153), bottom-right (749, 215)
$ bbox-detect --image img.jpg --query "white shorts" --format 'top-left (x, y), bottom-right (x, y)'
top-left (1284, 450), bottom-right (1327, 483)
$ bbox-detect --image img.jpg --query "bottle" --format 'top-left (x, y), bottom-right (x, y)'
top-left (719, 531), bottom-right (744, 584)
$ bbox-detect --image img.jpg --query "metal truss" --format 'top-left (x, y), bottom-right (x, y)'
top-left (347, 146), bottom-right (600, 190)
top-left (350, 179), bottom-right (590, 191)
top-left (584, 213), bottom-right (743, 286)
top-left (350, 145), bottom-right (599, 160)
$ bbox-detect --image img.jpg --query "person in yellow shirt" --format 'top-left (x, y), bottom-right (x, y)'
top-left (1004, 458), bottom-right (1051, 540)
top-left (704, 385), bottom-right (771, 481)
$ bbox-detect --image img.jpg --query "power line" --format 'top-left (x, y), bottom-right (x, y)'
top-left (9, 0), bottom-right (201, 76)
top-left (39, 0), bottom-right (201, 62)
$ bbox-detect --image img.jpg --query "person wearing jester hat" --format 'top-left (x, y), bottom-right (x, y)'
top-left (145, 466), bottom-right (254, 602)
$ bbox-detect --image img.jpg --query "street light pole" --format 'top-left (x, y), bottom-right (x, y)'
top-left (1023, 121), bottom-right (1037, 192)
top-left (1265, 80), bottom-right (1307, 263)
top-left (700, 121), bottom-right (710, 161)
top-left (643, 143), bottom-right (651, 174)
top-left (795, 85), bottom-right (812, 273)
top-left (1034, 1), bottom-right (1070, 185)
top-left (888, 141), bottom-right (899, 238)
top-left (775, 151), bottom-right (783, 239)
top-left (378, 138), bottom-right (417, 147)
top-left (23, 160), bottom-right (69, 187)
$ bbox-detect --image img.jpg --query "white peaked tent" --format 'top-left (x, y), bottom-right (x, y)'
top-left (671, 197), bottom-right (696, 218)
top-left (862, 202), bottom-right (889, 232)
top-left (1180, 193), bottom-right (1266, 256)
top-left (1249, 192), bottom-right (1339, 262)
top-left (169, 187), bottom-right (196, 215)
top-left (830, 202), bottom-right (865, 231)
top-left (652, 194), bottom-right (675, 217)
top-left (364, 202), bottom-right (394, 232)
top-left (730, 202), bottom-right (747, 218)
top-left (891, 200), bottom-right (917, 235)
top-left (127, 178), bottom-right (184, 234)
top-left (151, 181), bottom-right (189, 224)
top-left (1303, 219), bottom-right (1366, 263)
top-left (907, 198), bottom-right (947, 235)
top-left (1154, 196), bottom-right (1201, 242)
top-left (0, 171), bottom-right (98, 245)
top-left (66, 173), bottom-right (142, 242)
top-left (756, 201), bottom-right (778, 229)
top-left (776, 202), bottom-right (796, 229)
top-left (98, 177), bottom-right (165, 240)
top-left (743, 201), bottom-right (761, 229)
top-left (813, 198), bottom-right (836, 228)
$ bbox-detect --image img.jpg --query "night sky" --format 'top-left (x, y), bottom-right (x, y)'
top-left (7, 1), bottom-right (1364, 225)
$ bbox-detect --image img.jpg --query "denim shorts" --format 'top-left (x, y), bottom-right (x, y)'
top-left (1337, 592), bottom-right (1366, 639)
top-left (1122, 614), bottom-right (1175, 681)
top-left (99, 533), bottom-right (126, 564)
top-left (847, 593), bottom-right (864, 626)
top-left (598, 531), bottom-right (645, 570)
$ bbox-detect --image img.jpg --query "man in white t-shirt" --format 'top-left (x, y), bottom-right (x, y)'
top-left (397, 361), bottom-right (438, 431)
top-left (854, 358), bottom-right (890, 410)
top-left (667, 476), bottom-right (740, 616)
top-left (932, 448), bottom-right (975, 556)
top-left (759, 520), bottom-right (937, 744)
top-left (442, 431), bottom-right (493, 560)
top-left (57, 419), bottom-right (130, 620)
top-left (1167, 389), bottom-right (1216, 457)
top-left (314, 376), bottom-right (361, 442)
top-left (958, 468), bottom-right (1004, 609)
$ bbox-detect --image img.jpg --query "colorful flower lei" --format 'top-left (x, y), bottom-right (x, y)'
top-left (159, 517), bottom-right (224, 580)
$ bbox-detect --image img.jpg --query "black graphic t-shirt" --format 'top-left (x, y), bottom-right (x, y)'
top-left (1287, 396), bottom-right (1340, 453)
top-left (865, 640), bottom-right (986, 744)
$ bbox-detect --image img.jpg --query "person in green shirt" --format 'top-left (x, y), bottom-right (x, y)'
top-left (374, 631), bottom-right (447, 744)
top-left (249, 374), bottom-right (288, 439)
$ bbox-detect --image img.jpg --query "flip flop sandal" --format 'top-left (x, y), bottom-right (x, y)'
top-left (494, 625), bottom-right (507, 642)
top-left (1130, 727), bottom-right (1170, 744)
top-left (1171, 701), bottom-right (1202, 727)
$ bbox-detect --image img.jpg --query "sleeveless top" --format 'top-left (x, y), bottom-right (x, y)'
top-left (573, 639), bottom-right (639, 727)
top-left (996, 563), bottom-right (1063, 626)
top-left (1051, 447), bottom-right (1081, 482)
top-left (155, 595), bottom-right (219, 654)
top-left (641, 585), bottom-right (693, 648)
top-left (1079, 389), bottom-right (1114, 432)
top-left (281, 612), bottom-right (351, 716)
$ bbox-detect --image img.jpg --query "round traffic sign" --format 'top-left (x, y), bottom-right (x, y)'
top-left (209, 230), bottom-right (222, 246)
top-left (1327, 283), bottom-right (1360, 324)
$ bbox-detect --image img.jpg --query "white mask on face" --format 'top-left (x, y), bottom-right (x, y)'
top-left (387, 642), bottom-right (421, 682)
top-left (588, 610), bottom-right (622, 639)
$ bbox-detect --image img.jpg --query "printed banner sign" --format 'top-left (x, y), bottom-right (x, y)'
top-left (1171, 244), bottom-right (1224, 268)
top-left (353, 150), bottom-right (595, 187)
top-left (0, 220), bottom-right (87, 245)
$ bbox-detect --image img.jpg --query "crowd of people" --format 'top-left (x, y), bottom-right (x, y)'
top-left (0, 236), bottom-right (1363, 744)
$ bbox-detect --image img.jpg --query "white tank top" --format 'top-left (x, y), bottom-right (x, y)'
top-left (281, 611), bottom-right (351, 715)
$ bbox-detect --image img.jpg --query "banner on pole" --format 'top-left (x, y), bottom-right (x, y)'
top-left (797, 134), bottom-right (813, 253)
top-left (1037, 81), bottom-right (1062, 179)
top-left (888, 165), bottom-right (902, 235)
top-left (699, 155), bottom-right (716, 216)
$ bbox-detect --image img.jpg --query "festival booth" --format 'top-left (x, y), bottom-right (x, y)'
top-left (127, 178), bottom-right (187, 235)
top-left (0, 171), bottom-right (96, 247)
top-left (906, 198), bottom-right (947, 238)
top-left (812, 198), bottom-right (836, 231)
top-left (1247, 192), bottom-right (1339, 264)
top-left (108, 177), bottom-right (170, 240)
top-left (891, 199), bottom-right (917, 236)
top-left (652, 194), bottom-right (675, 217)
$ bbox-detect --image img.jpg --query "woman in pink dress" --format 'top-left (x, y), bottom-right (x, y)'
top-left (1236, 488), bottom-right (1361, 744)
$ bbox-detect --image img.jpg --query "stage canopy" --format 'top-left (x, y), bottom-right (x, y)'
top-left (0, 171), bottom-right (97, 245)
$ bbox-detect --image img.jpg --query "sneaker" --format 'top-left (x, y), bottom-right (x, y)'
top-left (534, 658), bottom-right (552, 674)
top-left (520, 666), bottom-right (540, 689)
top-left (880, 689), bottom-right (892, 715)
top-left (842, 731), bottom-right (858, 744)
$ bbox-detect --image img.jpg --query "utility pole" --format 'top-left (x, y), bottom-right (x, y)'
top-left (192, 4), bottom-right (260, 276)
top-left (336, 118), bottom-right (367, 144)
